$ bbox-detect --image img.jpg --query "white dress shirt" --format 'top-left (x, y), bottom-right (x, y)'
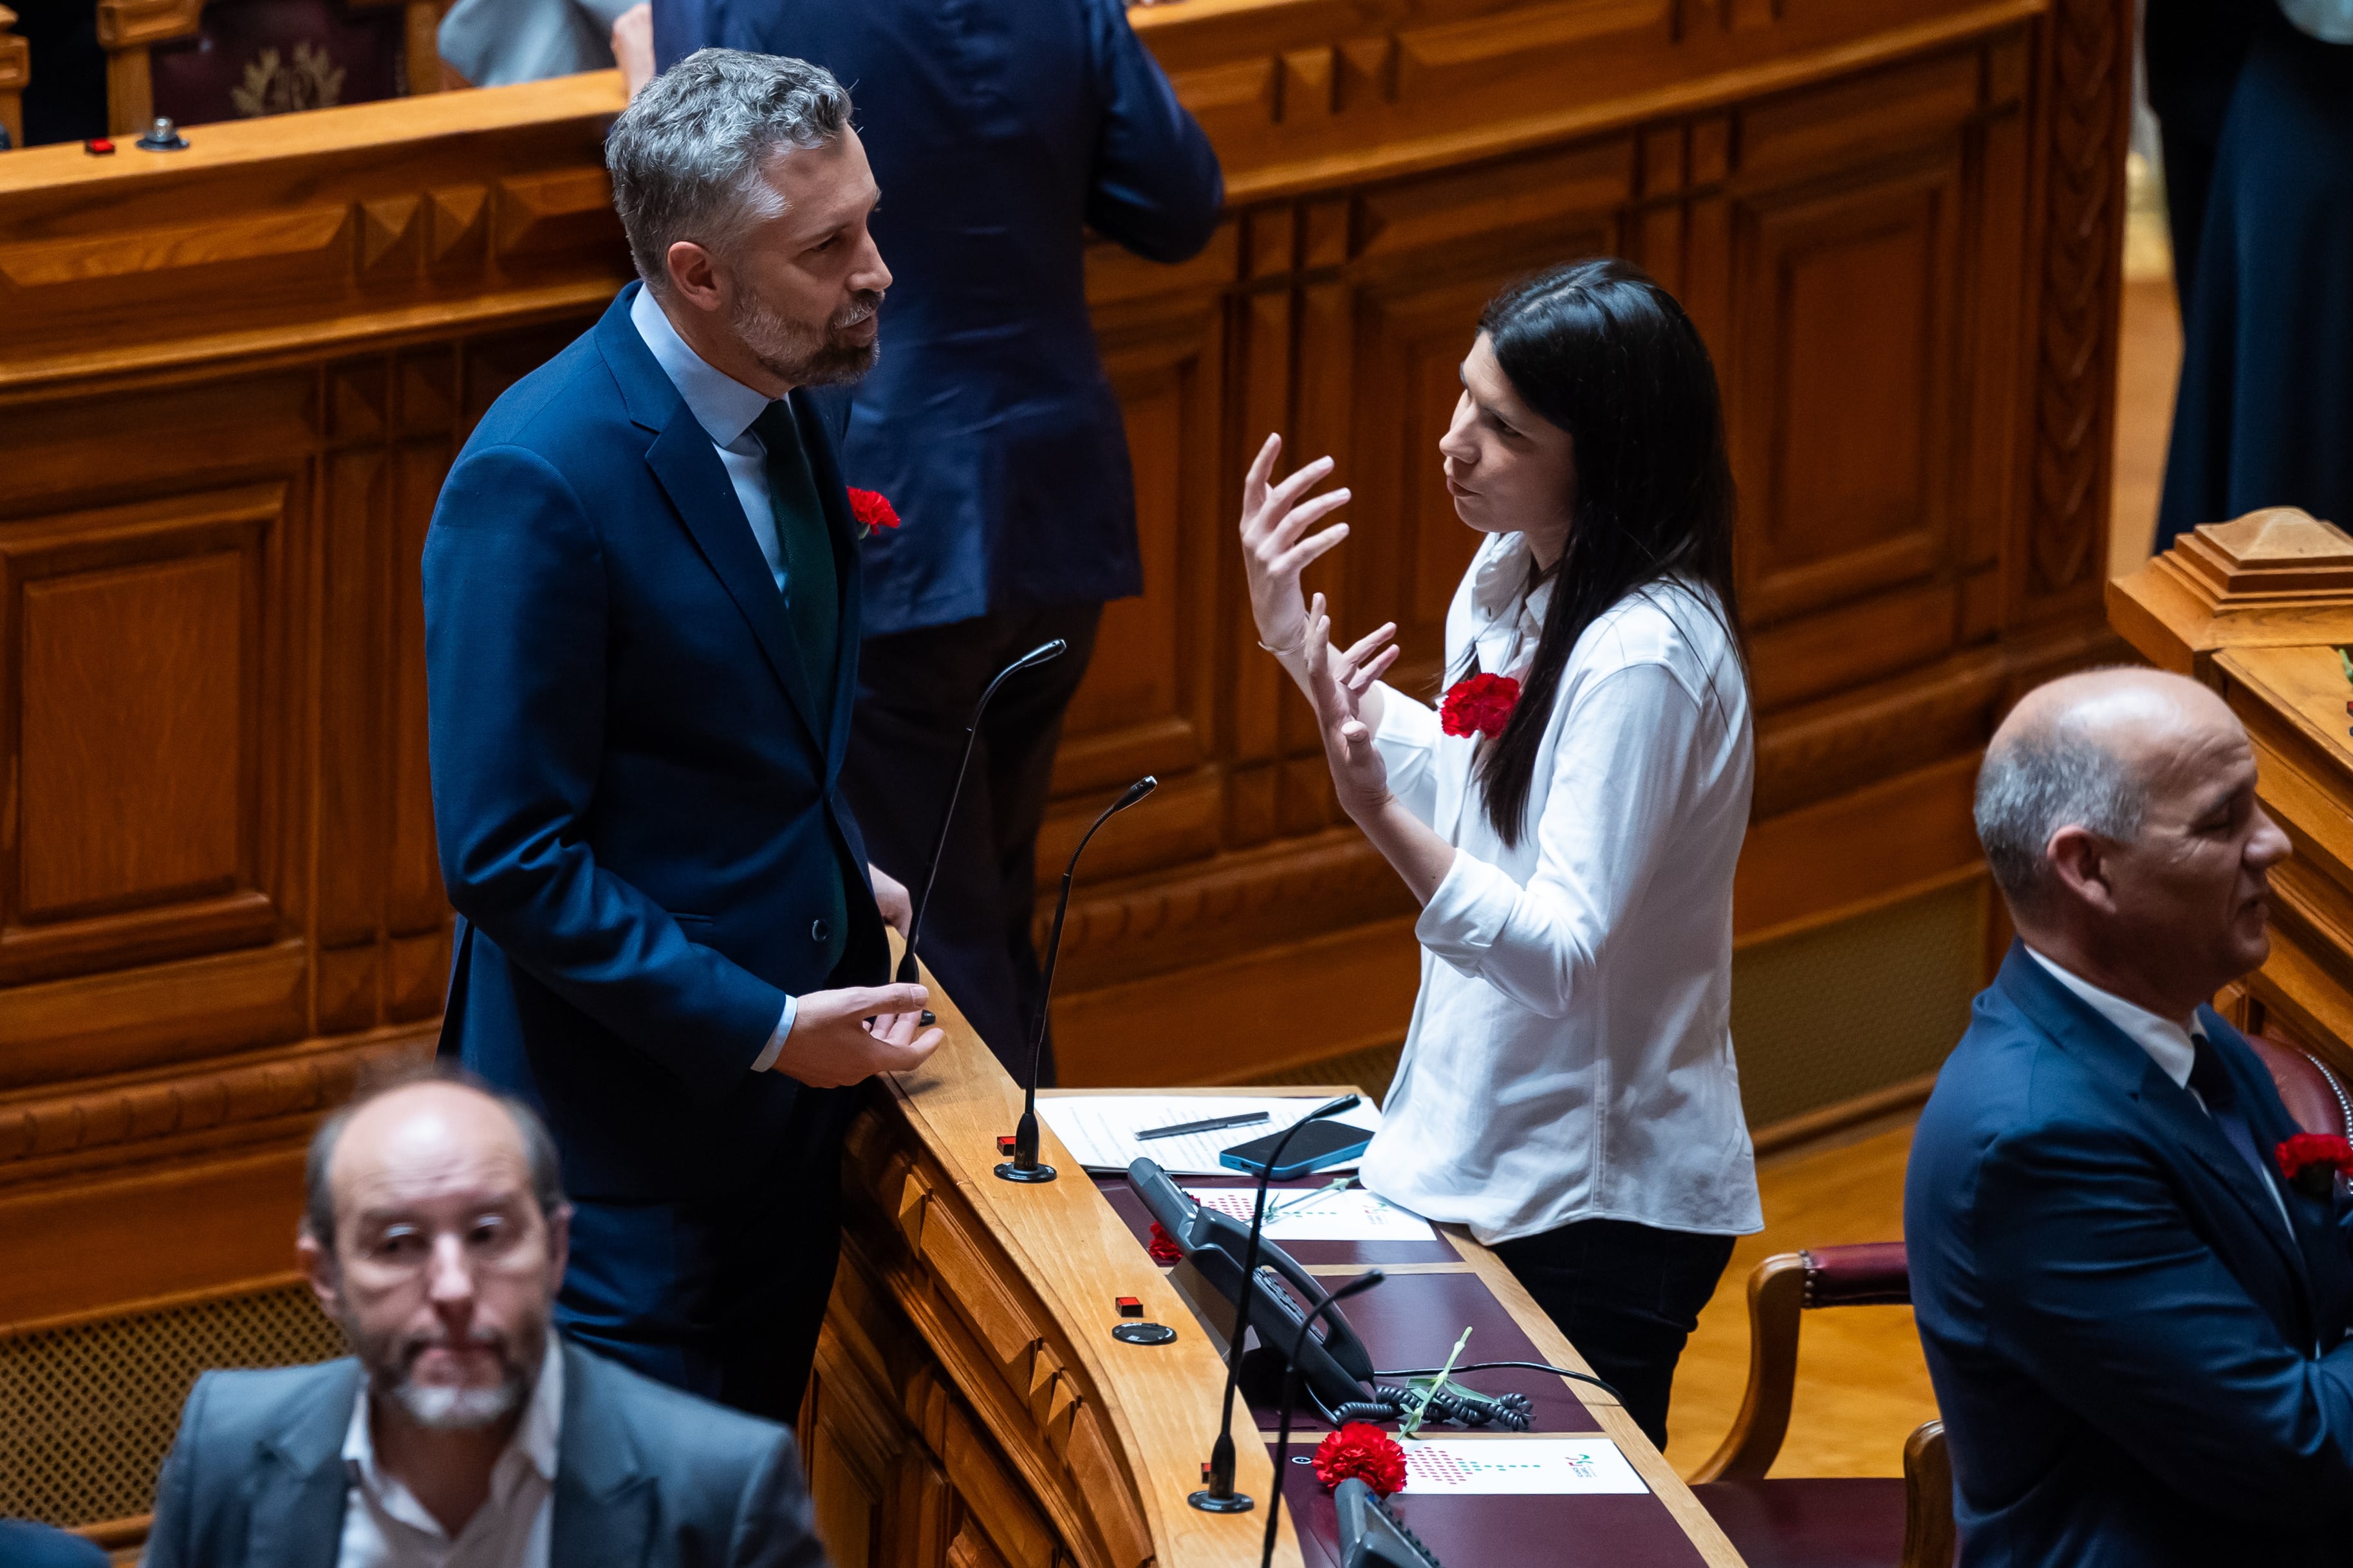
top-left (337, 1338), bottom-right (563, 1568)
top-left (629, 287), bottom-right (806, 1071)
top-left (2022, 945), bottom-right (2294, 1234)
top-left (1358, 531), bottom-right (1764, 1246)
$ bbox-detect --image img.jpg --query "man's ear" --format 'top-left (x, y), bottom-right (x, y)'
top-left (664, 240), bottom-right (724, 315)
top-left (298, 1229), bottom-right (342, 1320)
top-left (544, 1202), bottom-right (572, 1289)
top-left (2045, 823), bottom-right (2117, 914)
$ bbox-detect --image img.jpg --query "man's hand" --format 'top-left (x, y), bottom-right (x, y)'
top-left (611, 3), bottom-right (654, 98)
top-left (870, 863), bottom-right (913, 937)
top-left (770, 984), bottom-right (943, 1087)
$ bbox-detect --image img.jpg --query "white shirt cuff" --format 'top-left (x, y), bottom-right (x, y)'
top-left (750, 997), bottom-right (797, 1073)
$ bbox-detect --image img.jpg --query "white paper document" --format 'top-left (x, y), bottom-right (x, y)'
top-left (1036, 1094), bottom-right (1382, 1176)
top-left (1395, 1437), bottom-right (1649, 1496)
top-left (1182, 1186), bottom-right (1435, 1242)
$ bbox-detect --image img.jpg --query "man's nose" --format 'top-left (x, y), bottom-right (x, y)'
top-left (855, 235), bottom-right (892, 297)
top-left (2249, 803), bottom-right (2293, 869)
top-left (427, 1233), bottom-right (476, 1310)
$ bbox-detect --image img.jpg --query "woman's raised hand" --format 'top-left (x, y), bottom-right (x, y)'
top-left (1239, 433), bottom-right (1352, 659)
top-left (1303, 593), bottom-right (1400, 820)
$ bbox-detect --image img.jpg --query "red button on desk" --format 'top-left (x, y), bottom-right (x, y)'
top-left (1115, 1296), bottom-right (1143, 1318)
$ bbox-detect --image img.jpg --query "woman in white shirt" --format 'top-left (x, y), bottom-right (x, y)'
top-left (1238, 257), bottom-right (1761, 1450)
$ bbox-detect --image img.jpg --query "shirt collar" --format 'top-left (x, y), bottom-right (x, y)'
top-left (1466, 532), bottom-right (1552, 678)
top-left (629, 284), bottom-right (774, 450)
top-left (343, 1333), bottom-right (566, 1518)
top-left (2023, 944), bottom-right (2202, 1090)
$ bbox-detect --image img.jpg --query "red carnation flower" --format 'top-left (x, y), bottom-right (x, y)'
top-left (1312, 1422), bottom-right (1408, 1497)
top-left (848, 487), bottom-right (900, 535)
top-left (1440, 672), bottom-right (1521, 740)
top-left (2276, 1132), bottom-right (2353, 1198)
top-left (1146, 1221), bottom-right (1184, 1266)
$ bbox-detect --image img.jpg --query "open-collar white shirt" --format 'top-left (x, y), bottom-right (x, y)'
top-left (1357, 531), bottom-right (1763, 1245)
top-left (336, 1336), bottom-right (563, 1568)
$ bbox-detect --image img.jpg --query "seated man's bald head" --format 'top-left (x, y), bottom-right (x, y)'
top-left (1976, 667), bottom-right (2288, 1018)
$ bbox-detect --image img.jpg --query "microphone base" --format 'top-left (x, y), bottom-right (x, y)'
top-left (994, 1160), bottom-right (1058, 1184)
top-left (1186, 1488), bottom-right (1254, 1514)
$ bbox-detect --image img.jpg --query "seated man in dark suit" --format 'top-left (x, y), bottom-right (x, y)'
top-left (143, 1072), bottom-right (826, 1567)
top-left (1908, 668), bottom-right (2353, 1566)
top-left (0, 1520), bottom-right (108, 1568)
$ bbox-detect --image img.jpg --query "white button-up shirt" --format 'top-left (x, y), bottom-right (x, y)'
top-left (336, 1338), bottom-right (563, 1568)
top-left (629, 286), bottom-right (804, 1070)
top-left (1359, 531), bottom-right (1763, 1246)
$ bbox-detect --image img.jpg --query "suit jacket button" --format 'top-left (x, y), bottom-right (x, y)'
top-left (811, 919), bottom-right (831, 943)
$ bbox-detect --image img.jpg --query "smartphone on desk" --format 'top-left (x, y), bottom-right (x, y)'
top-left (1219, 1120), bottom-right (1374, 1178)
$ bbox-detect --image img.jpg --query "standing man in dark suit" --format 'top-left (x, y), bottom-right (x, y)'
top-left (642, 0), bottom-right (1224, 1077)
top-left (145, 1072), bottom-right (827, 1566)
top-left (423, 48), bottom-right (942, 1425)
top-left (1908, 669), bottom-right (2353, 1566)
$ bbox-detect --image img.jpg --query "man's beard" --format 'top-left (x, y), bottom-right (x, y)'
top-left (731, 287), bottom-right (882, 388)
top-left (347, 1311), bottom-right (542, 1432)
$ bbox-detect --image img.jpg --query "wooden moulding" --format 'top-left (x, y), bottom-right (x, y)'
top-left (2108, 508), bottom-right (2353, 678)
top-left (0, 5), bottom-right (26, 151)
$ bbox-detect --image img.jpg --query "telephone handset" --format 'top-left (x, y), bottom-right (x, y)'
top-left (1128, 1156), bottom-right (1378, 1421)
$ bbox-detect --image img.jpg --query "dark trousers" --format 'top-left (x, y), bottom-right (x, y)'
top-left (842, 602), bottom-right (1102, 1080)
top-left (552, 1084), bottom-right (854, 1426)
top-left (1492, 1217), bottom-right (1736, 1453)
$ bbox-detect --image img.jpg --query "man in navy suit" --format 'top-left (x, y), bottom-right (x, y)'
top-left (1908, 668), bottom-right (2353, 1565)
top-left (423, 49), bottom-right (942, 1424)
top-left (644, 0), bottom-right (1223, 1076)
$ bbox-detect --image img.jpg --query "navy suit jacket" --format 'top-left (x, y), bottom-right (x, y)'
top-left (653, 0), bottom-right (1223, 634)
top-left (1907, 942), bottom-right (2353, 1566)
top-left (423, 284), bottom-right (886, 1201)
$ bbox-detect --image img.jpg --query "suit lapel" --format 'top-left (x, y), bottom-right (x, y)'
top-left (790, 386), bottom-right (860, 782)
top-left (1998, 945), bottom-right (2316, 1333)
top-left (248, 1362), bottom-right (358, 1563)
top-left (549, 1343), bottom-right (656, 1568)
top-left (599, 286), bottom-right (826, 754)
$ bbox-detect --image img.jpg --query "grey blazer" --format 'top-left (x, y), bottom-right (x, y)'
top-left (142, 1339), bottom-right (829, 1567)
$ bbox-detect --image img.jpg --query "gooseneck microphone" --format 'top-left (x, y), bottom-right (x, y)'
top-left (994, 774), bottom-right (1157, 1185)
top-left (1263, 1270), bottom-right (1386, 1568)
top-left (1190, 1091), bottom-right (1364, 1513)
top-left (895, 640), bottom-right (1070, 1005)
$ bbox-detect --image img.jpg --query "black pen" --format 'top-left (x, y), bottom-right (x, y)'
top-left (1135, 1111), bottom-right (1271, 1142)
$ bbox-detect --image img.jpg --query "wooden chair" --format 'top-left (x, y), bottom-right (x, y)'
top-left (0, 5), bottom-right (26, 150)
top-left (94, 0), bottom-right (447, 136)
top-left (1686, 1243), bottom-right (1950, 1568)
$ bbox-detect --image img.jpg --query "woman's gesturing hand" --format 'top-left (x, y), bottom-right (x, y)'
top-left (1303, 593), bottom-right (1402, 820)
top-left (1240, 432), bottom-right (1352, 659)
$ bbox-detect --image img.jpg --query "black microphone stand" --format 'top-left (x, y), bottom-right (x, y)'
top-left (1263, 1269), bottom-right (1386, 1568)
top-left (1189, 1091), bottom-right (1363, 1513)
top-left (895, 640), bottom-right (1069, 1017)
top-left (995, 775), bottom-right (1157, 1184)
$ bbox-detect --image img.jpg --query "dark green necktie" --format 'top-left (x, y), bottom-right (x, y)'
top-left (750, 401), bottom-right (850, 977)
top-left (750, 401), bottom-right (839, 723)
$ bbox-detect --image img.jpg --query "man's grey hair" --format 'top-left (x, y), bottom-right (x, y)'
top-left (605, 48), bottom-right (852, 295)
top-left (302, 1064), bottom-right (566, 1255)
top-left (1975, 714), bottom-right (2152, 910)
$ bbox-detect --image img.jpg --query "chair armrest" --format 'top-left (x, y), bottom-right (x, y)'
top-left (1803, 1242), bottom-right (1910, 1307)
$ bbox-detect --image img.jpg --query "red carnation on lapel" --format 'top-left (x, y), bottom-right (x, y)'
top-left (2276, 1132), bottom-right (2353, 1198)
top-left (1440, 672), bottom-right (1521, 739)
top-left (848, 487), bottom-right (900, 535)
top-left (1312, 1423), bottom-right (1408, 1496)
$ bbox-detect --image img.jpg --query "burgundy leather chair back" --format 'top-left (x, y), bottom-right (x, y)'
top-left (2245, 1035), bottom-right (2353, 1139)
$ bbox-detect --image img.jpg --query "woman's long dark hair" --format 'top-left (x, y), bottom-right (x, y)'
top-left (1468, 257), bottom-right (1743, 848)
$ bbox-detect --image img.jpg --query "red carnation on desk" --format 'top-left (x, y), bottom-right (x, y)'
top-left (2276, 1132), bottom-right (2353, 1198)
top-left (1440, 672), bottom-right (1520, 740)
top-left (1146, 1221), bottom-right (1184, 1266)
top-left (848, 487), bottom-right (900, 537)
top-left (1312, 1422), bottom-right (1408, 1497)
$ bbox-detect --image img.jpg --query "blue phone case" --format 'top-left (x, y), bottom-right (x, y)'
top-left (1218, 1123), bottom-right (1374, 1179)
